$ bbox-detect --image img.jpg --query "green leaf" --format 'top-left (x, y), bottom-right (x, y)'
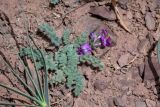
top-left (39, 23), bottom-right (62, 46)
top-left (49, 44), bottom-right (85, 96)
top-left (73, 73), bottom-right (85, 96)
top-left (79, 55), bottom-right (104, 71)
top-left (74, 32), bottom-right (88, 47)
top-left (19, 47), bottom-right (56, 71)
top-left (157, 39), bottom-right (160, 64)
top-left (62, 29), bottom-right (70, 45)
top-left (50, 0), bottom-right (59, 5)
top-left (50, 70), bottom-right (65, 84)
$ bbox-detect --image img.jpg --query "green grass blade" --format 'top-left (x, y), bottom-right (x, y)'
top-left (0, 83), bottom-right (41, 105)
top-left (157, 39), bottom-right (160, 64)
top-left (0, 52), bottom-right (36, 98)
top-left (30, 46), bottom-right (44, 100)
top-left (28, 34), bottom-right (50, 106)
top-left (18, 55), bottom-right (43, 101)
top-left (0, 101), bottom-right (38, 107)
top-left (41, 52), bottom-right (49, 106)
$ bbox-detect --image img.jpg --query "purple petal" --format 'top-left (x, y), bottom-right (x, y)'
top-left (100, 35), bottom-right (106, 47)
top-left (101, 29), bottom-right (108, 36)
top-left (77, 43), bottom-right (92, 55)
top-left (99, 29), bottom-right (108, 37)
top-left (105, 37), bottom-right (111, 46)
top-left (89, 32), bottom-right (96, 40)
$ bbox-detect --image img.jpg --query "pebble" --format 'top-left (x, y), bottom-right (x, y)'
top-left (107, 97), bottom-right (115, 107)
top-left (113, 97), bottom-right (125, 107)
top-left (127, 90), bottom-right (132, 96)
top-left (139, 0), bottom-right (147, 14)
top-left (145, 12), bottom-right (155, 30)
top-left (117, 53), bottom-right (130, 67)
top-left (157, 0), bottom-right (160, 8)
top-left (135, 101), bottom-right (147, 107)
top-left (156, 101), bottom-right (160, 107)
top-left (94, 78), bottom-right (108, 91)
top-left (127, 11), bottom-right (133, 19)
top-left (133, 83), bottom-right (149, 97)
top-left (137, 38), bottom-right (150, 55)
top-left (117, 0), bottom-right (128, 10)
top-left (145, 99), bottom-right (156, 107)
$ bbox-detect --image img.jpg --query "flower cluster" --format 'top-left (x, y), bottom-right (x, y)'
top-left (77, 29), bottom-right (111, 55)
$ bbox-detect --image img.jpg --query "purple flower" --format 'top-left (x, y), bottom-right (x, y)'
top-left (100, 36), bottom-right (111, 47)
top-left (106, 37), bottom-right (111, 46)
top-left (100, 35), bottom-right (106, 46)
top-left (99, 29), bottom-right (108, 37)
top-left (89, 32), bottom-right (97, 40)
top-left (77, 43), bottom-right (92, 55)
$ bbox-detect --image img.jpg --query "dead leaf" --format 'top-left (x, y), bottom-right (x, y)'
top-left (111, 0), bottom-right (131, 33)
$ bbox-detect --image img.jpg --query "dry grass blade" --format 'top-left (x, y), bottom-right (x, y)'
top-left (111, 0), bottom-right (117, 6)
top-left (111, 0), bottom-right (131, 33)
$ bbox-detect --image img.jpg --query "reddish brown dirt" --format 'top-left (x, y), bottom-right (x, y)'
top-left (0, 0), bottom-right (160, 107)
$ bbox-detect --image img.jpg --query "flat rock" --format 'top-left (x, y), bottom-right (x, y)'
top-left (139, 57), bottom-right (160, 81)
top-left (113, 97), bottom-right (125, 107)
top-left (137, 38), bottom-right (150, 55)
top-left (94, 77), bottom-right (108, 91)
top-left (145, 99), bottom-right (156, 107)
top-left (117, 0), bottom-right (128, 10)
top-left (145, 12), bottom-right (155, 30)
top-left (90, 6), bottom-right (117, 21)
top-left (117, 53), bottom-right (130, 67)
top-left (72, 14), bottom-right (102, 34)
top-left (135, 101), bottom-right (147, 107)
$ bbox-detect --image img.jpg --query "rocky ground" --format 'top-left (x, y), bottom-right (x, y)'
top-left (0, 0), bottom-right (160, 107)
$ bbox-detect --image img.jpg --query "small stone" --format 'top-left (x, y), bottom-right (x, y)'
top-left (156, 101), bottom-right (160, 107)
top-left (139, 0), bottom-right (147, 14)
top-left (62, 0), bottom-right (77, 7)
top-left (94, 78), bottom-right (108, 91)
top-left (117, 53), bottom-right (130, 67)
top-left (113, 97), bottom-right (125, 107)
top-left (145, 12), bottom-right (155, 30)
top-left (133, 84), bottom-right (149, 97)
top-left (135, 101), bottom-right (147, 107)
top-left (127, 90), bottom-right (132, 96)
top-left (157, 0), bottom-right (160, 8)
top-left (145, 99), bottom-right (156, 107)
top-left (153, 87), bottom-right (158, 95)
top-left (107, 97), bottom-right (114, 107)
top-left (137, 38), bottom-right (150, 55)
top-left (144, 81), bottom-right (152, 89)
top-left (127, 11), bottom-right (133, 19)
top-left (117, 0), bottom-right (128, 10)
